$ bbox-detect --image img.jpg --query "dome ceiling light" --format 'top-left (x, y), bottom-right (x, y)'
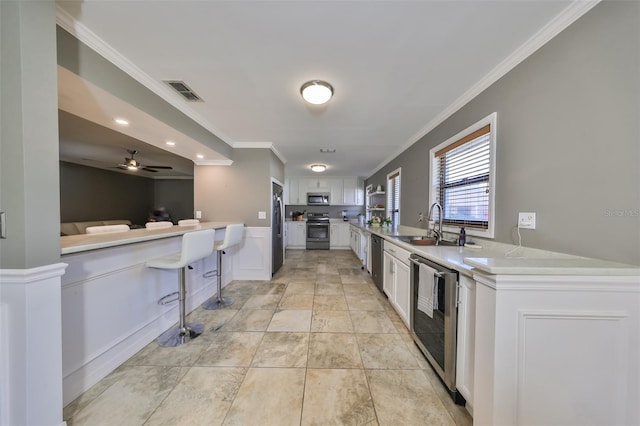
top-left (310, 164), bottom-right (327, 173)
top-left (300, 80), bottom-right (333, 105)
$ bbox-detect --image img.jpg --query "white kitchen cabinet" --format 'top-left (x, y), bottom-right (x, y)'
top-left (285, 176), bottom-right (363, 206)
top-left (382, 241), bottom-right (411, 327)
top-left (285, 177), bottom-right (300, 204)
top-left (286, 221), bottom-right (306, 248)
top-left (455, 274), bottom-right (476, 410)
top-left (330, 222), bottom-right (350, 249)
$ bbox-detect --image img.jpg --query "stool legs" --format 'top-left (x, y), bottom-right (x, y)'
top-left (158, 267), bottom-right (204, 347)
top-left (202, 250), bottom-right (234, 310)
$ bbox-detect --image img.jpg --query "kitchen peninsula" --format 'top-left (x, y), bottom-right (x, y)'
top-left (351, 223), bottom-right (640, 425)
top-left (60, 221), bottom-right (244, 405)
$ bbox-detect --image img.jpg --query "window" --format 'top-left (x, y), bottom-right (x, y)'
top-left (387, 169), bottom-right (401, 227)
top-left (430, 113), bottom-right (496, 238)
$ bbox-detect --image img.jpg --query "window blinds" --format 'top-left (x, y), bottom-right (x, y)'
top-left (433, 125), bottom-right (491, 229)
top-left (387, 171), bottom-right (400, 226)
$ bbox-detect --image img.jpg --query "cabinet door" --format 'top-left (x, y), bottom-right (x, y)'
top-left (329, 178), bottom-right (343, 205)
top-left (382, 251), bottom-right (394, 298)
top-left (288, 178), bottom-right (300, 204)
top-left (393, 260), bottom-right (411, 328)
top-left (456, 275), bottom-right (476, 406)
top-left (342, 177), bottom-right (357, 205)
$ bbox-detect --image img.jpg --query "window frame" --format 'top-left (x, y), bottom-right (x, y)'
top-left (387, 168), bottom-right (401, 228)
top-left (429, 112), bottom-right (497, 239)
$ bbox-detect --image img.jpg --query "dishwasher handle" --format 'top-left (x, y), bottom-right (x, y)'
top-left (409, 257), bottom-right (443, 277)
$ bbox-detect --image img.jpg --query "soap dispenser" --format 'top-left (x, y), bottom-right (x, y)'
top-left (458, 227), bottom-right (466, 246)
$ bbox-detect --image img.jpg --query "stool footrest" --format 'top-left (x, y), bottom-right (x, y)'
top-left (158, 292), bottom-right (180, 305)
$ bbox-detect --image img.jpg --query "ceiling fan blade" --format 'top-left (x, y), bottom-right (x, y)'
top-left (141, 167), bottom-right (158, 172)
top-left (144, 165), bottom-right (173, 170)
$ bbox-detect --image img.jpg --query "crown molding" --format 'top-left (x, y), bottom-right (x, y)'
top-left (55, 5), bottom-right (233, 147)
top-left (233, 142), bottom-right (288, 164)
top-left (194, 159), bottom-right (234, 166)
top-left (367, 0), bottom-right (601, 178)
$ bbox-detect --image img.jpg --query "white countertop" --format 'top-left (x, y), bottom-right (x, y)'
top-left (350, 223), bottom-right (640, 276)
top-left (61, 221), bottom-right (242, 255)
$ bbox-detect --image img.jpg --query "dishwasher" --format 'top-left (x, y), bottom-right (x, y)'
top-left (409, 253), bottom-right (464, 404)
top-left (370, 234), bottom-right (383, 292)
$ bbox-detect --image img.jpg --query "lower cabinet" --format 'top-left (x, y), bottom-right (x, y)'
top-left (455, 274), bottom-right (476, 410)
top-left (330, 222), bottom-right (350, 249)
top-left (382, 241), bottom-right (411, 327)
top-left (286, 222), bottom-right (306, 249)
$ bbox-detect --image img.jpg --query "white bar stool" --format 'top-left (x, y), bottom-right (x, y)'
top-left (178, 219), bottom-right (200, 226)
top-left (146, 221), bottom-right (174, 229)
top-left (202, 224), bottom-right (244, 310)
top-left (147, 229), bottom-right (215, 346)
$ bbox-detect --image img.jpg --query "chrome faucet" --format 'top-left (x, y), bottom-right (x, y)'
top-left (427, 202), bottom-right (443, 243)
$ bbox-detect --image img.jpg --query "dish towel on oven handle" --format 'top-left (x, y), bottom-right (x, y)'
top-left (417, 262), bottom-right (439, 318)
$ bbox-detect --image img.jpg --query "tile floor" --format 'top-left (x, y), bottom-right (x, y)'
top-left (64, 250), bottom-right (473, 426)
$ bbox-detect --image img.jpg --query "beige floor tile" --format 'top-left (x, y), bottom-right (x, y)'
top-left (317, 264), bottom-right (340, 275)
top-left (65, 366), bottom-right (185, 426)
top-left (350, 310), bottom-right (398, 333)
top-left (223, 368), bottom-right (305, 426)
top-left (278, 293), bottom-right (314, 309)
top-left (315, 282), bottom-right (344, 295)
top-left (284, 282), bottom-right (315, 295)
top-left (267, 309), bottom-right (312, 332)
top-left (251, 332), bottom-right (309, 367)
top-left (316, 273), bottom-right (343, 283)
top-left (367, 369), bottom-right (456, 426)
top-left (242, 294), bottom-right (282, 310)
top-left (125, 336), bottom-right (209, 367)
top-left (307, 333), bottom-right (363, 369)
top-left (356, 333), bottom-right (420, 369)
top-left (346, 294), bottom-right (385, 311)
top-left (221, 309), bottom-right (274, 332)
top-left (421, 363), bottom-right (473, 426)
top-left (185, 307), bottom-right (238, 332)
top-left (301, 369), bottom-right (376, 426)
top-left (310, 310), bottom-right (354, 333)
top-left (343, 284), bottom-right (374, 295)
top-left (341, 275), bottom-right (372, 284)
top-left (252, 282), bottom-right (287, 295)
top-left (145, 367), bottom-right (246, 426)
top-left (313, 294), bottom-right (349, 310)
top-left (196, 332), bottom-right (263, 367)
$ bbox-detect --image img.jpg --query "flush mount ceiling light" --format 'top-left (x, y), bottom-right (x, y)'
top-left (300, 80), bottom-right (333, 105)
top-left (319, 148), bottom-right (336, 153)
top-left (310, 164), bottom-right (327, 173)
top-left (114, 118), bottom-right (129, 126)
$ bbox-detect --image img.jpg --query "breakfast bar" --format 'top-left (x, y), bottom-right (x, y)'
top-left (60, 221), bottom-right (243, 405)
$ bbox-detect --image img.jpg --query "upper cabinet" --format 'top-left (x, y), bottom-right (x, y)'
top-left (284, 176), bottom-right (364, 206)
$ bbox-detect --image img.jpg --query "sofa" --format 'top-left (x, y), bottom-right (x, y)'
top-left (61, 220), bottom-right (132, 236)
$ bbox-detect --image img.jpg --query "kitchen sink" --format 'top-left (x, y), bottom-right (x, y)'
top-left (395, 236), bottom-right (458, 246)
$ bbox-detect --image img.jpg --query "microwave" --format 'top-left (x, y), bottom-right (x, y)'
top-left (307, 192), bottom-right (330, 206)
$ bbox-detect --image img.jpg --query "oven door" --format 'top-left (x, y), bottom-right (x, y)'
top-left (306, 222), bottom-right (329, 249)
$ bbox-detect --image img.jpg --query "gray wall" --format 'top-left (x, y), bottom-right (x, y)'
top-left (367, 1), bottom-right (640, 265)
top-left (195, 148), bottom-right (282, 227)
top-left (153, 179), bottom-right (195, 222)
top-left (60, 162), bottom-right (194, 226)
top-left (0, 1), bottom-right (61, 268)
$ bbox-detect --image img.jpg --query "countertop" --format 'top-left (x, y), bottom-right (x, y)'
top-left (349, 223), bottom-right (640, 277)
top-left (61, 221), bottom-right (242, 255)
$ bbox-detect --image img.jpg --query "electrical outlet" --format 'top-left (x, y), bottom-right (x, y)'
top-left (518, 212), bottom-right (536, 229)
top-left (258, 211), bottom-right (266, 219)
top-left (195, 210), bottom-right (202, 219)
top-left (418, 212), bottom-right (424, 222)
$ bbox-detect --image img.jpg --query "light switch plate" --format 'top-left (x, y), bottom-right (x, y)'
top-left (258, 211), bottom-right (266, 219)
top-left (0, 212), bottom-right (5, 239)
top-left (518, 212), bottom-right (536, 229)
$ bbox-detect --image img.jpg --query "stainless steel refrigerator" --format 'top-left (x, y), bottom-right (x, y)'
top-left (272, 182), bottom-right (284, 275)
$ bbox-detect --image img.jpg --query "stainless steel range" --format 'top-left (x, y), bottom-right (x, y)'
top-left (306, 212), bottom-right (329, 250)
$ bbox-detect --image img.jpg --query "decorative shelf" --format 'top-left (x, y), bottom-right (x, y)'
top-left (368, 208), bottom-right (385, 211)
top-left (367, 191), bottom-right (385, 196)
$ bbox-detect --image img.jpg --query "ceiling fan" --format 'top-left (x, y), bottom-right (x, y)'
top-left (117, 149), bottom-right (173, 173)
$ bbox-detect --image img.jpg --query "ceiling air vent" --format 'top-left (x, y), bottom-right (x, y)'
top-left (163, 80), bottom-right (203, 102)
